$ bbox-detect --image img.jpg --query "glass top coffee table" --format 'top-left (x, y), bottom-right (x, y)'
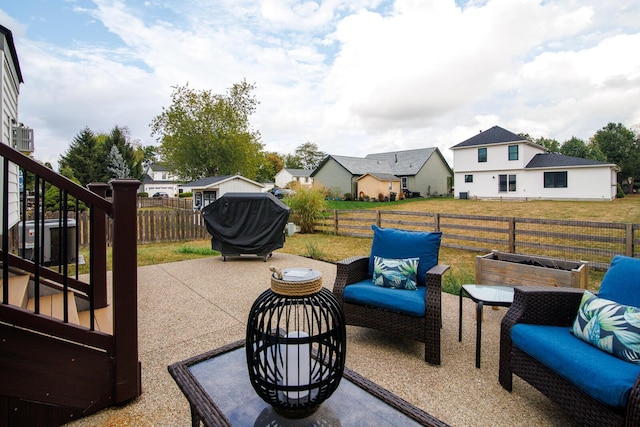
top-left (169, 340), bottom-right (449, 426)
top-left (458, 284), bottom-right (515, 368)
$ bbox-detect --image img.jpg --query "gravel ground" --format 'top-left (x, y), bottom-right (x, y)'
top-left (66, 253), bottom-right (579, 427)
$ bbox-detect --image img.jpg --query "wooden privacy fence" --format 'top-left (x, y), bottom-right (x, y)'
top-left (315, 210), bottom-right (640, 270)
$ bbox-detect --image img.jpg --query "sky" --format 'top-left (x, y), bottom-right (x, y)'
top-left (1, 0), bottom-right (639, 171)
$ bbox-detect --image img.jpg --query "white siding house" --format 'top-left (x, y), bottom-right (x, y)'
top-left (274, 168), bottom-right (313, 189)
top-left (0, 25), bottom-right (24, 233)
top-left (184, 175), bottom-right (265, 209)
top-left (142, 164), bottom-right (183, 196)
top-left (451, 126), bottom-right (619, 201)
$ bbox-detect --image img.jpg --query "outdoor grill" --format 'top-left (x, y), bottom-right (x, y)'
top-left (201, 192), bottom-right (291, 261)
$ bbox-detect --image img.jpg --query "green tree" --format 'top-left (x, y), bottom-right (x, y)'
top-left (560, 136), bottom-right (589, 158)
top-left (292, 142), bottom-right (326, 170)
top-left (150, 81), bottom-right (264, 181)
top-left (58, 127), bottom-right (99, 186)
top-left (590, 122), bottom-right (640, 192)
top-left (535, 137), bottom-right (560, 153)
top-left (256, 152), bottom-right (284, 183)
top-left (101, 126), bottom-right (144, 181)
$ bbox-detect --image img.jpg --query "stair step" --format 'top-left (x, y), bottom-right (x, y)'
top-left (27, 292), bottom-right (80, 325)
top-left (0, 274), bottom-right (30, 308)
top-left (78, 305), bottom-right (113, 335)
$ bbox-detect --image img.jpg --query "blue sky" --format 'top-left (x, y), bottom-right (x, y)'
top-left (1, 0), bottom-right (639, 170)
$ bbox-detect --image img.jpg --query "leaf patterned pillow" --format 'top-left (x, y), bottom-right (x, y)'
top-left (571, 290), bottom-right (640, 365)
top-left (372, 256), bottom-right (419, 290)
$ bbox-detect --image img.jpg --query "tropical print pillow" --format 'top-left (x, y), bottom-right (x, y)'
top-left (571, 290), bottom-right (640, 365)
top-left (372, 256), bottom-right (419, 290)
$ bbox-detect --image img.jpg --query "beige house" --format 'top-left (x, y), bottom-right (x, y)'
top-left (356, 173), bottom-right (401, 200)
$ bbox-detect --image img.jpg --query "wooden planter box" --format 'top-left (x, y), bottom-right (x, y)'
top-left (475, 251), bottom-right (589, 289)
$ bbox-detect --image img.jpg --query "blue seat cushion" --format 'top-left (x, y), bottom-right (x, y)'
top-left (368, 225), bottom-right (441, 287)
top-left (343, 279), bottom-right (426, 317)
top-left (512, 324), bottom-right (640, 408)
top-left (598, 255), bottom-right (640, 308)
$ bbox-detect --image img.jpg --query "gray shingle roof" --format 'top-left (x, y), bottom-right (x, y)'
top-left (451, 126), bottom-right (527, 149)
top-left (359, 172), bottom-right (400, 181)
top-left (284, 168), bottom-right (313, 177)
top-left (525, 153), bottom-right (616, 169)
top-left (183, 175), bottom-right (234, 187)
top-left (329, 155), bottom-right (395, 175)
top-left (365, 147), bottom-right (437, 175)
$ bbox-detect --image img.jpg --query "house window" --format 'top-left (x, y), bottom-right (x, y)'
top-left (508, 145), bottom-right (518, 161)
top-left (499, 174), bottom-right (517, 192)
top-left (544, 171), bottom-right (568, 188)
top-left (478, 147), bottom-right (487, 163)
top-left (203, 191), bottom-right (217, 207)
top-left (401, 177), bottom-right (408, 189)
top-left (465, 174), bottom-right (473, 183)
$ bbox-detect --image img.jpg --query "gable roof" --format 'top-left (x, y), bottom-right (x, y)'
top-left (451, 126), bottom-right (530, 149)
top-left (282, 168), bottom-right (313, 177)
top-left (313, 147), bottom-right (450, 177)
top-left (0, 25), bottom-right (23, 84)
top-left (182, 175), bottom-right (264, 188)
top-left (357, 172), bottom-right (400, 181)
top-left (365, 147), bottom-right (438, 175)
top-left (525, 153), bottom-right (618, 169)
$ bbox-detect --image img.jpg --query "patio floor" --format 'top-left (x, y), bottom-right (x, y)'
top-left (67, 252), bottom-right (579, 426)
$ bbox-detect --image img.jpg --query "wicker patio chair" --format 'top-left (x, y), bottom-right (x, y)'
top-left (332, 226), bottom-right (449, 365)
top-left (499, 285), bottom-right (640, 427)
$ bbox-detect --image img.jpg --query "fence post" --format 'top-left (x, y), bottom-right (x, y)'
top-left (333, 210), bottom-right (338, 235)
top-left (110, 179), bottom-right (142, 403)
top-left (376, 210), bottom-right (381, 228)
top-left (627, 223), bottom-right (634, 257)
top-left (434, 213), bottom-right (440, 232)
top-left (509, 217), bottom-right (516, 253)
top-left (87, 182), bottom-right (109, 309)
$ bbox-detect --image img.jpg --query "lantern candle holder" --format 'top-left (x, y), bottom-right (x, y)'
top-left (246, 267), bottom-right (346, 419)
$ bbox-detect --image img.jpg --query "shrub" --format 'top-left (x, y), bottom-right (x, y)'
top-left (343, 193), bottom-right (353, 201)
top-left (617, 183), bottom-right (625, 198)
top-left (284, 187), bottom-right (327, 233)
top-left (179, 192), bottom-right (192, 198)
top-left (138, 192), bottom-right (149, 198)
top-left (304, 240), bottom-right (325, 259)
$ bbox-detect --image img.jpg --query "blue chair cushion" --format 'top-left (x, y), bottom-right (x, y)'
top-left (368, 225), bottom-right (442, 287)
top-left (599, 255), bottom-right (640, 308)
top-left (343, 279), bottom-right (426, 317)
top-left (512, 323), bottom-right (640, 408)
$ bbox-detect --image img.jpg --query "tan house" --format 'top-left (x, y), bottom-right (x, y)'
top-left (356, 173), bottom-right (401, 200)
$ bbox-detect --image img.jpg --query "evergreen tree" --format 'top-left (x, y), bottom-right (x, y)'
top-left (106, 145), bottom-right (131, 179)
top-left (58, 127), bottom-right (99, 186)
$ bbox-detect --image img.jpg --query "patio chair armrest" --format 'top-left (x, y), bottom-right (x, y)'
top-left (333, 256), bottom-right (370, 301)
top-left (628, 376), bottom-right (640, 425)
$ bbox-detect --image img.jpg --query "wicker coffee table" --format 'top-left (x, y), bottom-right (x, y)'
top-left (169, 340), bottom-right (449, 426)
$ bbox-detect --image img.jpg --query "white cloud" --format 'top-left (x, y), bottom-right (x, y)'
top-left (1, 0), bottom-right (639, 171)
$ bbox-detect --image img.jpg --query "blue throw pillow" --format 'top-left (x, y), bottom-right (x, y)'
top-left (572, 290), bottom-right (640, 365)
top-left (599, 255), bottom-right (640, 308)
top-left (368, 225), bottom-right (441, 287)
top-left (372, 256), bottom-right (419, 290)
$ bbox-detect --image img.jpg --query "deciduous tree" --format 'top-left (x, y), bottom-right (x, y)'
top-left (150, 81), bottom-right (264, 181)
top-left (591, 123), bottom-right (640, 192)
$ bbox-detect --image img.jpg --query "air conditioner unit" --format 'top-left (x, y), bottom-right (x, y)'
top-left (18, 219), bottom-right (77, 266)
top-left (12, 123), bottom-right (34, 153)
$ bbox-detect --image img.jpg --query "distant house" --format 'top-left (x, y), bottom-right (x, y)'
top-left (274, 168), bottom-right (314, 189)
top-left (142, 164), bottom-right (183, 196)
top-left (450, 126), bottom-right (619, 201)
top-left (311, 147), bottom-right (452, 199)
top-left (356, 173), bottom-right (402, 200)
top-left (183, 175), bottom-right (265, 209)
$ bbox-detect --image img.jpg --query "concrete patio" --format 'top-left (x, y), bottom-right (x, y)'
top-left (68, 252), bottom-right (579, 426)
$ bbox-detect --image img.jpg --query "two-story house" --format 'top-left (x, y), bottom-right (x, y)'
top-left (450, 126), bottom-right (619, 201)
top-left (142, 163), bottom-right (184, 196)
top-left (274, 168), bottom-right (313, 189)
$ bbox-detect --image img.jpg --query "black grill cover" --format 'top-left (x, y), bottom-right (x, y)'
top-left (202, 192), bottom-right (291, 257)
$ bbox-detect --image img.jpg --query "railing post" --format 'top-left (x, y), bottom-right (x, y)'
top-left (87, 183), bottom-right (109, 308)
top-left (110, 179), bottom-right (142, 403)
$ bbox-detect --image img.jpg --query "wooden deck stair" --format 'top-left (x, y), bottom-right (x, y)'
top-left (0, 274), bottom-right (29, 308)
top-left (2, 274), bottom-right (113, 334)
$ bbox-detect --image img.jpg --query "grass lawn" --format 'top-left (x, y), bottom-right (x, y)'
top-left (102, 196), bottom-right (638, 294)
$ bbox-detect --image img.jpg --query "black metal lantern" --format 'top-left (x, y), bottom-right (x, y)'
top-left (246, 267), bottom-right (346, 418)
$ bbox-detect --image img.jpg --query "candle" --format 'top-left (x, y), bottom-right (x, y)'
top-left (280, 331), bottom-right (310, 399)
